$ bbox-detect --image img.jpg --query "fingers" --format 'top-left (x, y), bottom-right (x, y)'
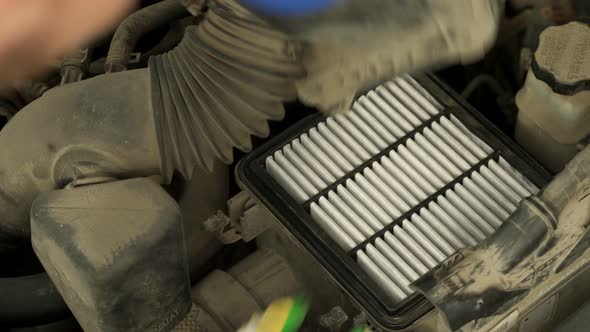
top-left (0, 0), bottom-right (136, 86)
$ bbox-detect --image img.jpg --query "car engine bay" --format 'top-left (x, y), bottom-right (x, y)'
top-left (1, 0), bottom-right (590, 331)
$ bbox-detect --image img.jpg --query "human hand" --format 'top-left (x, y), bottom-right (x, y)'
top-left (0, 0), bottom-right (136, 86)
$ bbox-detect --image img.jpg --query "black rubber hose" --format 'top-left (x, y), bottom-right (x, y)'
top-left (105, 0), bottom-right (189, 72)
top-left (0, 273), bottom-right (69, 326)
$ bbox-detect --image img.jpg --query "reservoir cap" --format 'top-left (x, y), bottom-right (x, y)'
top-left (532, 21), bottom-right (590, 95)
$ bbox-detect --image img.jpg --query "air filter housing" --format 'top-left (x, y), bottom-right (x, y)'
top-left (237, 75), bottom-right (550, 330)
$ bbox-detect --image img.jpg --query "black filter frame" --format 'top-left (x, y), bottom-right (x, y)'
top-left (236, 74), bottom-right (552, 330)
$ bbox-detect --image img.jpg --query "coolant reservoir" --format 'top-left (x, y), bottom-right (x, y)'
top-left (515, 21), bottom-right (590, 173)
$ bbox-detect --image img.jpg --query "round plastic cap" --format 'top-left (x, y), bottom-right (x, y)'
top-left (532, 21), bottom-right (590, 95)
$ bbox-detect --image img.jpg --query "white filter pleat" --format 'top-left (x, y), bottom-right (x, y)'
top-left (265, 76), bottom-right (539, 304)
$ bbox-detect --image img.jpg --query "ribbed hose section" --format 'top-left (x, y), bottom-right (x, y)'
top-left (150, 0), bottom-right (305, 181)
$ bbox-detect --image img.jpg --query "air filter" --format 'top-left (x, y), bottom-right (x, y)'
top-left (237, 75), bottom-right (550, 330)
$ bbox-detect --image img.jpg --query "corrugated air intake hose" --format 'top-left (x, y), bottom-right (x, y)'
top-left (149, 0), bottom-right (305, 182)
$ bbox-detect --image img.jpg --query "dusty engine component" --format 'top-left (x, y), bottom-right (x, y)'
top-left (187, 249), bottom-right (301, 331)
top-left (414, 144), bottom-right (590, 332)
top-left (516, 21), bottom-right (590, 173)
top-left (0, 2), bottom-right (301, 328)
top-left (177, 162), bottom-right (230, 284)
top-left (105, 0), bottom-right (189, 73)
top-left (23, 174), bottom-right (302, 332)
top-left (0, 272), bottom-right (68, 327)
top-left (237, 75), bottom-right (551, 330)
top-left (0, 0), bottom-right (297, 251)
top-left (60, 48), bottom-right (93, 85)
top-left (150, 0), bottom-right (304, 181)
top-left (29, 176), bottom-right (300, 331)
top-left (0, 70), bottom-right (161, 254)
top-left (31, 178), bottom-right (192, 331)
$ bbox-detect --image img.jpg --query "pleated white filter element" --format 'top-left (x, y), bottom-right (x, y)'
top-left (266, 76), bottom-right (443, 202)
top-left (266, 76), bottom-right (539, 303)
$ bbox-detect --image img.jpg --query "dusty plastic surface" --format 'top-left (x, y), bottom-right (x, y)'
top-left (516, 22), bottom-right (590, 172)
top-left (0, 69), bottom-right (160, 253)
top-left (31, 178), bottom-right (192, 332)
top-left (171, 304), bottom-right (223, 332)
top-left (190, 249), bottom-right (301, 330)
top-left (150, 0), bottom-right (303, 182)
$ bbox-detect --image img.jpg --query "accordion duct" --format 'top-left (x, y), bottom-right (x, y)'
top-left (150, 0), bottom-right (305, 182)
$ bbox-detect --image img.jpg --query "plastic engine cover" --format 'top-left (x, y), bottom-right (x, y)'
top-left (31, 178), bottom-right (192, 332)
